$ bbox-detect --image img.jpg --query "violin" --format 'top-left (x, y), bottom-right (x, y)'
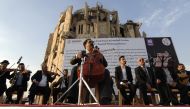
top-left (0, 68), bottom-right (17, 78)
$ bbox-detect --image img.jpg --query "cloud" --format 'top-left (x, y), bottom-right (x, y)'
top-left (144, 9), bottom-right (162, 27)
top-left (186, 65), bottom-right (190, 70)
top-left (137, 0), bottom-right (190, 35)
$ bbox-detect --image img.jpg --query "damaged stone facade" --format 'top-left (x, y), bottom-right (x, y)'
top-left (43, 3), bottom-right (145, 74)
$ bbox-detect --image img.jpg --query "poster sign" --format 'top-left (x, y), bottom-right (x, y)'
top-left (63, 38), bottom-right (149, 77)
top-left (145, 37), bottom-right (179, 68)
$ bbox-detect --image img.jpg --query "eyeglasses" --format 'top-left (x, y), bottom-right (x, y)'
top-left (139, 59), bottom-right (144, 62)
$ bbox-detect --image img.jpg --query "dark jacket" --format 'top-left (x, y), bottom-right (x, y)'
top-left (135, 66), bottom-right (156, 87)
top-left (155, 67), bottom-right (177, 83)
top-left (29, 70), bottom-right (55, 91)
top-left (115, 66), bottom-right (133, 89)
top-left (0, 70), bottom-right (11, 90)
top-left (10, 70), bottom-right (31, 91)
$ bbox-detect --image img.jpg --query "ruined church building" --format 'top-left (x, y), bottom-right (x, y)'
top-left (44, 3), bottom-right (146, 74)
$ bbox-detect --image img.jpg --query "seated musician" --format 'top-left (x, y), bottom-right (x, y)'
top-left (115, 56), bottom-right (136, 105)
top-left (69, 39), bottom-right (112, 105)
top-left (135, 58), bottom-right (156, 105)
top-left (28, 64), bottom-right (58, 104)
top-left (52, 69), bottom-right (68, 103)
top-left (176, 63), bottom-right (190, 105)
top-left (154, 52), bottom-right (179, 105)
top-left (0, 60), bottom-right (14, 97)
top-left (5, 63), bottom-right (31, 104)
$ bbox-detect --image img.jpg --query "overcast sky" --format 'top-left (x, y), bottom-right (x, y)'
top-left (1, 0), bottom-right (190, 73)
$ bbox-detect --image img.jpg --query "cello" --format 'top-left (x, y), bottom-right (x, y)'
top-left (77, 48), bottom-right (106, 88)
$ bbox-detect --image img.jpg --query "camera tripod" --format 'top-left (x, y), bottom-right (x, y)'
top-left (54, 57), bottom-right (99, 105)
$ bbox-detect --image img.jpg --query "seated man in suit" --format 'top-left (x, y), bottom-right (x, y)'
top-left (135, 57), bottom-right (155, 105)
top-left (6, 63), bottom-right (31, 104)
top-left (154, 52), bottom-right (179, 105)
top-left (28, 64), bottom-right (58, 104)
top-left (115, 56), bottom-right (136, 105)
top-left (52, 69), bottom-right (69, 103)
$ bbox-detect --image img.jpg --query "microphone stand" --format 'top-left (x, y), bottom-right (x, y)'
top-left (54, 57), bottom-right (99, 105)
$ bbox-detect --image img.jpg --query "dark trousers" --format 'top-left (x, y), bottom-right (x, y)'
top-left (98, 69), bottom-right (112, 105)
top-left (176, 84), bottom-right (189, 104)
top-left (0, 85), bottom-right (6, 96)
top-left (6, 85), bottom-right (24, 103)
top-left (52, 87), bottom-right (67, 103)
top-left (28, 86), bottom-right (51, 104)
top-left (119, 84), bottom-right (136, 105)
top-left (138, 84), bottom-right (152, 105)
top-left (157, 83), bottom-right (179, 105)
top-left (67, 66), bottom-right (78, 103)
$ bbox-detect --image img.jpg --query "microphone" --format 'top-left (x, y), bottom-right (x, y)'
top-left (81, 51), bottom-right (88, 58)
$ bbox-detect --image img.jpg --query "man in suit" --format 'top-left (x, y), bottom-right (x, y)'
top-left (115, 56), bottom-right (136, 105)
top-left (155, 57), bottom-right (179, 105)
top-left (28, 64), bottom-right (58, 104)
top-left (52, 69), bottom-right (69, 103)
top-left (135, 57), bottom-right (155, 105)
top-left (5, 63), bottom-right (31, 104)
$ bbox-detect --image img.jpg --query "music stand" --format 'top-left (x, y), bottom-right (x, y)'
top-left (54, 57), bottom-right (99, 105)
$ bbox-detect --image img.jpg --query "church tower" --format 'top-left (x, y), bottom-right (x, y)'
top-left (43, 3), bottom-right (144, 74)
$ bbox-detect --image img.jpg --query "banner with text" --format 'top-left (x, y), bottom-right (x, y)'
top-left (63, 38), bottom-right (149, 76)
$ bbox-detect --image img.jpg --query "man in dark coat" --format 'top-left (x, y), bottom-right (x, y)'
top-left (135, 57), bottom-right (156, 105)
top-left (28, 64), bottom-right (57, 104)
top-left (115, 56), bottom-right (136, 105)
top-left (5, 63), bottom-right (31, 104)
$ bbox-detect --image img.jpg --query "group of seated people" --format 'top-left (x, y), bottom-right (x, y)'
top-left (0, 60), bottom-right (69, 104)
top-left (0, 38), bottom-right (190, 106)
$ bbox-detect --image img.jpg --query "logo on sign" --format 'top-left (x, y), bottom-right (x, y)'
top-left (147, 39), bottom-right (154, 46)
top-left (162, 38), bottom-right (171, 46)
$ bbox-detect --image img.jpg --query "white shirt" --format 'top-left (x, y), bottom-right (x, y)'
top-left (38, 74), bottom-right (48, 87)
top-left (121, 67), bottom-right (127, 80)
top-left (163, 68), bottom-right (174, 85)
top-left (60, 78), bottom-right (66, 89)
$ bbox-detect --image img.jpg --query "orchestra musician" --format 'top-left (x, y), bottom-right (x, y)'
top-left (51, 69), bottom-right (69, 103)
top-left (5, 63), bottom-right (31, 104)
top-left (68, 39), bottom-right (112, 104)
top-left (0, 60), bottom-right (14, 97)
top-left (28, 64), bottom-right (58, 104)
